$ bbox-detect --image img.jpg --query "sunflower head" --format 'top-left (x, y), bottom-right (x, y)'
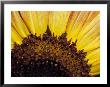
top-left (11, 11), bottom-right (100, 77)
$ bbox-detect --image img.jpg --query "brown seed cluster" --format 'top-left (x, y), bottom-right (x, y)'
top-left (11, 27), bottom-right (91, 77)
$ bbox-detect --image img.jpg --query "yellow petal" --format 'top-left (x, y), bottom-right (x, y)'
top-left (66, 11), bottom-right (90, 42)
top-left (11, 38), bottom-right (14, 44)
top-left (11, 11), bottom-right (30, 38)
top-left (11, 44), bottom-right (14, 49)
top-left (20, 11), bottom-right (49, 36)
top-left (86, 48), bottom-right (100, 75)
top-left (86, 48), bottom-right (100, 65)
top-left (89, 72), bottom-right (100, 76)
top-left (83, 36), bottom-right (100, 52)
top-left (77, 21), bottom-right (100, 51)
top-left (11, 26), bottom-right (22, 44)
top-left (77, 13), bottom-right (100, 44)
top-left (11, 40), bottom-right (14, 48)
top-left (49, 11), bottom-right (70, 37)
top-left (35, 11), bottom-right (49, 36)
top-left (91, 59), bottom-right (100, 66)
top-left (20, 11), bottom-right (36, 35)
top-left (90, 64), bottom-right (100, 73)
top-left (81, 11), bottom-right (99, 31)
top-left (66, 11), bottom-right (80, 34)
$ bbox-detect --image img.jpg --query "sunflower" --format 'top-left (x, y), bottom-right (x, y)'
top-left (11, 11), bottom-right (100, 77)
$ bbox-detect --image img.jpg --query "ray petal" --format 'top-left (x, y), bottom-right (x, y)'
top-left (11, 39), bottom-right (14, 48)
top-left (11, 44), bottom-right (14, 49)
top-left (66, 11), bottom-right (90, 42)
top-left (66, 11), bottom-right (80, 35)
top-left (77, 21), bottom-right (100, 51)
top-left (11, 26), bottom-right (22, 44)
top-left (20, 11), bottom-right (49, 37)
top-left (91, 59), bottom-right (100, 66)
top-left (83, 36), bottom-right (100, 52)
top-left (89, 72), bottom-right (100, 76)
top-left (11, 11), bottom-right (30, 38)
top-left (35, 11), bottom-right (49, 36)
top-left (80, 11), bottom-right (99, 32)
top-left (49, 11), bottom-right (71, 37)
top-left (77, 12), bottom-right (100, 43)
top-left (90, 64), bottom-right (100, 73)
top-left (86, 48), bottom-right (100, 65)
top-left (20, 11), bottom-right (36, 35)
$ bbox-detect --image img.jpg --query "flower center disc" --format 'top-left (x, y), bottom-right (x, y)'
top-left (11, 27), bottom-right (91, 77)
